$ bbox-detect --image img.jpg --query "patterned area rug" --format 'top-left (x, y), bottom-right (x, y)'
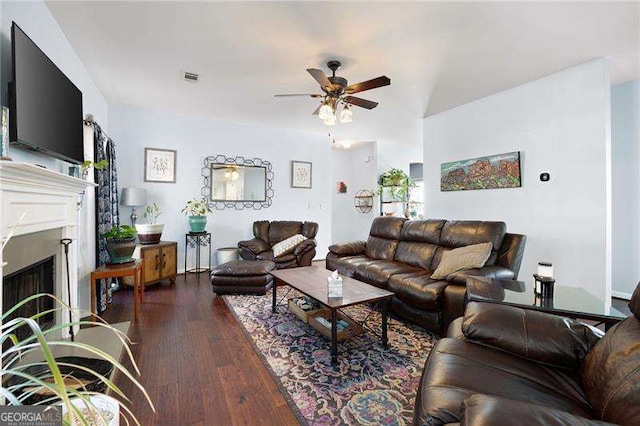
top-left (223, 293), bottom-right (438, 426)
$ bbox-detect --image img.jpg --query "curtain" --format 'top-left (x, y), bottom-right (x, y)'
top-left (93, 121), bottom-right (119, 312)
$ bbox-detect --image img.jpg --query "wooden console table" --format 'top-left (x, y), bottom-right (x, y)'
top-left (90, 259), bottom-right (144, 321)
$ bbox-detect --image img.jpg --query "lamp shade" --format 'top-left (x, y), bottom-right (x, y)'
top-left (121, 188), bottom-right (147, 207)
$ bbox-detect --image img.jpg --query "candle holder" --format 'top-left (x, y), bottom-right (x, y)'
top-left (533, 274), bottom-right (555, 299)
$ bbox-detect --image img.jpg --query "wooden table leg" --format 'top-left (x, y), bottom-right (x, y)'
top-left (331, 309), bottom-right (338, 365)
top-left (272, 279), bottom-right (278, 313)
top-left (90, 275), bottom-right (97, 322)
top-left (139, 264), bottom-right (145, 303)
top-left (133, 269), bottom-right (139, 321)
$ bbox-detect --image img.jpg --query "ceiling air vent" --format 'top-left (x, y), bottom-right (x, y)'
top-left (182, 71), bottom-right (199, 82)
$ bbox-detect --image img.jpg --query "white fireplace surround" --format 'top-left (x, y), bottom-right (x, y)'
top-left (1, 162), bottom-right (93, 337)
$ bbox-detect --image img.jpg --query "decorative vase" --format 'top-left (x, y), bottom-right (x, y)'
top-left (105, 237), bottom-right (136, 264)
top-left (188, 215), bottom-right (207, 233)
top-left (135, 223), bottom-right (164, 245)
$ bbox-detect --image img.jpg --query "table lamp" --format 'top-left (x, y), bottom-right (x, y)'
top-left (121, 188), bottom-right (147, 226)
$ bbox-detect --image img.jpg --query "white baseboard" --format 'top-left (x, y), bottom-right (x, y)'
top-left (612, 290), bottom-right (632, 300)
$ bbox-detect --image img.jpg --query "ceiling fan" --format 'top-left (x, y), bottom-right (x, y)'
top-left (274, 60), bottom-right (391, 125)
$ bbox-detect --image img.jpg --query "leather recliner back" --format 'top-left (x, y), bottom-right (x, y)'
top-left (432, 221), bottom-right (507, 269)
top-left (580, 283), bottom-right (640, 425)
top-left (364, 217), bottom-right (406, 261)
top-left (394, 219), bottom-right (447, 270)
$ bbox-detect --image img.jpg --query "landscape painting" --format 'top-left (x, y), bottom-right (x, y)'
top-left (441, 151), bottom-right (521, 191)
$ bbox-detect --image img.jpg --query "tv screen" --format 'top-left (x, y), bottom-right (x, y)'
top-left (9, 22), bottom-right (84, 164)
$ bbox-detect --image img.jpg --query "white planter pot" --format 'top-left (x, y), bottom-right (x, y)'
top-left (61, 394), bottom-right (120, 426)
top-left (135, 223), bottom-right (164, 245)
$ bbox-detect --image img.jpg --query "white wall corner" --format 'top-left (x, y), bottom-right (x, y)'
top-left (602, 58), bottom-right (613, 303)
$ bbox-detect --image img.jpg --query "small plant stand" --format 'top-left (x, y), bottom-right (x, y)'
top-left (185, 232), bottom-right (212, 275)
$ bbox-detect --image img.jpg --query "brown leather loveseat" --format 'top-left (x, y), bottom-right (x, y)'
top-left (238, 220), bottom-right (318, 269)
top-left (413, 283), bottom-right (640, 425)
top-left (326, 217), bottom-right (526, 334)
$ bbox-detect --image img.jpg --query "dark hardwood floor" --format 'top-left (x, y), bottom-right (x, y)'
top-left (100, 273), bottom-right (299, 425)
top-left (612, 297), bottom-right (632, 317)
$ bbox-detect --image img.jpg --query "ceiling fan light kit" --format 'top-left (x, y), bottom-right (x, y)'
top-left (324, 115), bottom-right (337, 126)
top-left (274, 60), bottom-right (390, 126)
top-left (339, 105), bottom-right (353, 123)
top-left (319, 103), bottom-right (334, 120)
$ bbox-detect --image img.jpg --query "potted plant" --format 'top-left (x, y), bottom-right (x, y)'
top-left (181, 197), bottom-right (212, 233)
top-left (80, 159), bottom-right (109, 180)
top-left (103, 225), bottom-right (136, 264)
top-left (377, 168), bottom-right (413, 201)
top-left (135, 202), bottom-right (163, 245)
top-left (2, 293), bottom-right (154, 424)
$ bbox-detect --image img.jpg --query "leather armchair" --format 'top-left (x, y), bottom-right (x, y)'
top-left (413, 283), bottom-right (640, 425)
top-left (238, 220), bottom-right (318, 269)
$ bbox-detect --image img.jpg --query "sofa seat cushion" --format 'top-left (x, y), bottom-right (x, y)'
top-left (354, 261), bottom-right (422, 289)
top-left (388, 272), bottom-right (447, 311)
top-left (415, 338), bottom-right (594, 425)
top-left (327, 255), bottom-right (375, 276)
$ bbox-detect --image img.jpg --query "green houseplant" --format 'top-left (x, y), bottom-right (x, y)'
top-left (377, 168), bottom-right (413, 201)
top-left (103, 225), bottom-right (136, 264)
top-left (181, 197), bottom-right (212, 233)
top-left (135, 202), bottom-right (164, 245)
top-left (1, 293), bottom-right (154, 424)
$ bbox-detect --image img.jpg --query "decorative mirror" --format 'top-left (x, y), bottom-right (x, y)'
top-left (201, 155), bottom-right (274, 210)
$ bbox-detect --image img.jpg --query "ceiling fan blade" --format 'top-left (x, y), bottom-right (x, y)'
top-left (307, 68), bottom-right (332, 90)
top-left (312, 105), bottom-right (322, 115)
top-left (343, 96), bottom-right (378, 110)
top-left (345, 76), bottom-right (391, 94)
top-left (274, 94), bottom-right (323, 98)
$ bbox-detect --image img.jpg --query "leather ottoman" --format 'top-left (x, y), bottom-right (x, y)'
top-left (210, 260), bottom-right (276, 295)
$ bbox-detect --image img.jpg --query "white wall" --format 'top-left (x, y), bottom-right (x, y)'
top-left (423, 59), bottom-right (611, 301)
top-left (377, 141), bottom-right (422, 178)
top-left (611, 79), bottom-right (640, 298)
top-left (0, 1), bottom-right (108, 313)
top-left (331, 143), bottom-right (377, 243)
top-left (108, 105), bottom-right (331, 270)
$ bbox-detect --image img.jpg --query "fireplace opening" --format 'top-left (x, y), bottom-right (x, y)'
top-left (3, 256), bottom-right (55, 342)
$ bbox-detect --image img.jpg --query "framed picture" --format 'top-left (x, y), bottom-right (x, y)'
top-left (144, 148), bottom-right (177, 183)
top-left (291, 161), bottom-right (312, 188)
top-left (440, 151), bottom-right (521, 191)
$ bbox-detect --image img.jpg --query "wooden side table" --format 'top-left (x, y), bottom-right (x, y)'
top-left (90, 259), bottom-right (144, 321)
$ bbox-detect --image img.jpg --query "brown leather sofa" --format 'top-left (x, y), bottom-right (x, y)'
top-left (326, 217), bottom-right (526, 334)
top-left (413, 283), bottom-right (640, 425)
top-left (238, 220), bottom-right (318, 269)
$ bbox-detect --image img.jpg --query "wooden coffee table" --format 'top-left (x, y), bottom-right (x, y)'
top-left (271, 266), bottom-right (393, 365)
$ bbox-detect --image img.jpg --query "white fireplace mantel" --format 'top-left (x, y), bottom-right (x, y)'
top-left (0, 162), bottom-right (90, 237)
top-left (1, 162), bottom-right (95, 336)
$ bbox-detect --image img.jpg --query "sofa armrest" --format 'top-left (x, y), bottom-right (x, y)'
top-left (462, 302), bottom-right (603, 368)
top-left (496, 233), bottom-right (526, 279)
top-left (460, 394), bottom-right (614, 426)
top-left (238, 238), bottom-right (271, 255)
top-left (328, 241), bottom-right (366, 256)
top-left (446, 266), bottom-right (515, 285)
top-left (293, 239), bottom-right (316, 256)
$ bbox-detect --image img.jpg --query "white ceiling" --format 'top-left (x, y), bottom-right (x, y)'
top-left (46, 1), bottom-right (640, 146)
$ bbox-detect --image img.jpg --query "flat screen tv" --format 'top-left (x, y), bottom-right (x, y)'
top-left (9, 22), bottom-right (84, 164)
